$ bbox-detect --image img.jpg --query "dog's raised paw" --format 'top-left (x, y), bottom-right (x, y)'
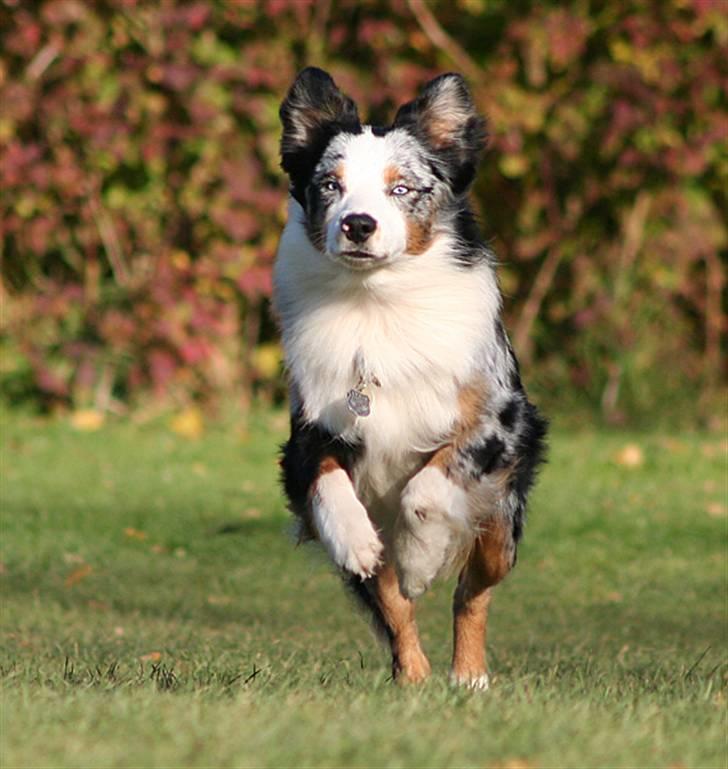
top-left (395, 466), bottom-right (470, 598)
top-left (400, 466), bottom-right (456, 527)
top-left (311, 468), bottom-right (383, 580)
top-left (341, 520), bottom-right (384, 579)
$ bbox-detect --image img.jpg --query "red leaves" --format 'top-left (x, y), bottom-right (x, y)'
top-left (0, 1), bottom-right (724, 420)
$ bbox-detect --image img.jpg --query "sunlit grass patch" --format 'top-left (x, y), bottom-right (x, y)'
top-left (1, 412), bottom-right (725, 768)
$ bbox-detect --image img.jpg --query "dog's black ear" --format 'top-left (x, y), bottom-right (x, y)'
top-left (394, 73), bottom-right (487, 194)
top-left (280, 67), bottom-right (361, 204)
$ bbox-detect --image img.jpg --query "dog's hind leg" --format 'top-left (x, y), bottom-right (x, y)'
top-left (450, 515), bottom-right (516, 690)
top-left (349, 563), bottom-right (431, 683)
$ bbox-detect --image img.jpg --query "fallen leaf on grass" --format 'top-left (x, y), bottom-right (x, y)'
top-left (701, 440), bottom-right (727, 459)
top-left (706, 502), bottom-right (726, 518)
top-left (614, 443), bottom-right (644, 468)
top-left (70, 409), bottom-right (105, 431)
top-left (606, 591), bottom-right (624, 603)
top-left (170, 407), bottom-right (204, 439)
top-left (659, 438), bottom-right (687, 453)
top-left (124, 527), bottom-right (147, 541)
top-left (65, 564), bottom-right (93, 588)
top-left (140, 651), bottom-right (162, 662)
top-left (207, 595), bottom-right (232, 606)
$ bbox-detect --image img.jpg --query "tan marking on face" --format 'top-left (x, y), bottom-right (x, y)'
top-left (405, 217), bottom-right (433, 255)
top-left (384, 164), bottom-right (401, 187)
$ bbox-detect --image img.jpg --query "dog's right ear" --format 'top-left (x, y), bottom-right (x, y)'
top-left (280, 67), bottom-right (360, 204)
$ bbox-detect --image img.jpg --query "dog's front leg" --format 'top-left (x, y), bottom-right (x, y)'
top-left (394, 450), bottom-right (470, 599)
top-left (311, 460), bottom-right (383, 579)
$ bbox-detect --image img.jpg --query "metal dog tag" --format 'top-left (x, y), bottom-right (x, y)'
top-left (346, 387), bottom-right (371, 417)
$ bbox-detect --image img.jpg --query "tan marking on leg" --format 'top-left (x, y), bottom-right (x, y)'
top-left (318, 456), bottom-right (341, 476)
top-left (298, 456), bottom-right (346, 541)
top-left (451, 516), bottom-right (515, 685)
top-left (374, 563), bottom-right (431, 684)
top-left (452, 586), bottom-right (491, 684)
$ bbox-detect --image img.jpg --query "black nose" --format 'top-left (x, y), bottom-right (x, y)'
top-left (341, 213), bottom-right (377, 244)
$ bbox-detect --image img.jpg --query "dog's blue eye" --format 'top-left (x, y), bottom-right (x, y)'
top-left (324, 180), bottom-right (341, 192)
top-left (391, 185), bottom-right (410, 196)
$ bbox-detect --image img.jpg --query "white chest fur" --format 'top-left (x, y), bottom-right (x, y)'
top-left (274, 203), bottom-right (500, 508)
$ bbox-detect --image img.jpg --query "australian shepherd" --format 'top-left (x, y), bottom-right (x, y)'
top-left (274, 68), bottom-right (547, 689)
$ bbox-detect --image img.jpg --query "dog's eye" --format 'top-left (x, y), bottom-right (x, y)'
top-left (390, 185), bottom-right (410, 196)
top-left (323, 179), bottom-right (341, 193)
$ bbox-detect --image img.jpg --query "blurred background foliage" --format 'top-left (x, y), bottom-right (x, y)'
top-left (0, 0), bottom-right (725, 426)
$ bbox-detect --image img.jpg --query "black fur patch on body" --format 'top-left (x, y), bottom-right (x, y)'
top-left (508, 400), bottom-right (548, 540)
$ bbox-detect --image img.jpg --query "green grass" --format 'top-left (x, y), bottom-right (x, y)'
top-left (1, 409), bottom-right (725, 768)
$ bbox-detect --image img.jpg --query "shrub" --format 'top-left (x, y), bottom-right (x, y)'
top-left (0, 0), bottom-right (724, 423)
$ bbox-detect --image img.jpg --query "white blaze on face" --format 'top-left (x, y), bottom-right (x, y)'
top-left (325, 128), bottom-right (409, 260)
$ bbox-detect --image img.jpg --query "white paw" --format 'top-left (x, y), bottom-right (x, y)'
top-left (312, 469), bottom-right (383, 579)
top-left (394, 467), bottom-right (469, 599)
top-left (338, 513), bottom-right (383, 578)
top-left (450, 672), bottom-right (490, 691)
top-left (400, 466), bottom-right (459, 526)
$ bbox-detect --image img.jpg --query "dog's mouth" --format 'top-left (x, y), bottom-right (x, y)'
top-left (338, 250), bottom-right (387, 268)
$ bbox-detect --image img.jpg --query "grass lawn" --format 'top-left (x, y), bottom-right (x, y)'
top-left (0, 409), bottom-right (725, 768)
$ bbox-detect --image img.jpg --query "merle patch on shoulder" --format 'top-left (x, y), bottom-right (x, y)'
top-left (274, 67), bottom-right (547, 688)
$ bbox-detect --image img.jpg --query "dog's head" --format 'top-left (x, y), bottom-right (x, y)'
top-left (280, 67), bottom-right (487, 269)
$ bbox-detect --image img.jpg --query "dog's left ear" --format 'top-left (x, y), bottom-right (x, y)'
top-left (394, 74), bottom-right (487, 194)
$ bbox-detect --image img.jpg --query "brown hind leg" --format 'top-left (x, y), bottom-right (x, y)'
top-left (451, 516), bottom-right (516, 689)
top-left (368, 563), bottom-right (431, 683)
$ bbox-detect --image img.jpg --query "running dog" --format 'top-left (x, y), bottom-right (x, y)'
top-left (274, 67), bottom-right (547, 688)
